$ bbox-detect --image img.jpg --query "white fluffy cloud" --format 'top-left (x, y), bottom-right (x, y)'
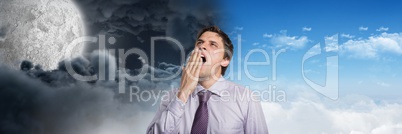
top-left (340, 32), bottom-right (402, 59)
top-left (359, 26), bottom-right (368, 31)
top-left (376, 26), bottom-right (389, 32)
top-left (263, 33), bottom-right (273, 38)
top-left (229, 26), bottom-right (244, 36)
top-left (302, 27), bottom-right (312, 32)
top-left (252, 42), bottom-right (260, 46)
top-left (325, 34), bottom-right (339, 52)
top-left (270, 30), bottom-right (310, 49)
top-left (234, 26), bottom-right (244, 31)
top-left (263, 97), bottom-right (402, 134)
top-left (341, 33), bottom-right (355, 39)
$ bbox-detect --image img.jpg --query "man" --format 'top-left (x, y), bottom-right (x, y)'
top-left (147, 26), bottom-right (268, 134)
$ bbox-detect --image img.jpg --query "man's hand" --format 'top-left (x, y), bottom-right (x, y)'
top-left (177, 48), bottom-right (202, 103)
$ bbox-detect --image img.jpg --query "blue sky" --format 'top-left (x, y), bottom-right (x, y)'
top-left (218, 0), bottom-right (402, 102)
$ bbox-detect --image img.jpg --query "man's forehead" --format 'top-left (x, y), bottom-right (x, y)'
top-left (198, 31), bottom-right (223, 43)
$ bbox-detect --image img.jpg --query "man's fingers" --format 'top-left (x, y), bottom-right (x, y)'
top-left (187, 49), bottom-right (200, 69)
top-left (183, 57), bottom-right (201, 82)
top-left (191, 51), bottom-right (201, 74)
top-left (194, 56), bottom-right (202, 78)
top-left (189, 48), bottom-right (199, 63)
top-left (179, 48), bottom-right (202, 94)
top-left (183, 48), bottom-right (196, 71)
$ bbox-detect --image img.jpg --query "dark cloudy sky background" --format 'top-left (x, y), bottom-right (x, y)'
top-left (0, 0), bottom-right (222, 133)
top-left (75, 0), bottom-right (220, 69)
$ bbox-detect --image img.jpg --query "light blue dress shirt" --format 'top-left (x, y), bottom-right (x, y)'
top-left (147, 77), bottom-right (269, 134)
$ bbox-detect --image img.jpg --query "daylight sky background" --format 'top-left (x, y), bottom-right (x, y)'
top-left (216, 0), bottom-right (402, 133)
top-left (219, 0), bottom-right (402, 101)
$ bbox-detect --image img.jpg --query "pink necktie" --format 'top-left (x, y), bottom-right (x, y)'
top-left (191, 91), bottom-right (212, 134)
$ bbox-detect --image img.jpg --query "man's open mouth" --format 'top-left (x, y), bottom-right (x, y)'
top-left (201, 55), bottom-right (206, 63)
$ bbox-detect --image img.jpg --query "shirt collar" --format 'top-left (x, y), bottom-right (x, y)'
top-left (191, 76), bottom-right (228, 98)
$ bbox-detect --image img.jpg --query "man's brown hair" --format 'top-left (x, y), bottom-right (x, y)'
top-left (196, 26), bottom-right (233, 76)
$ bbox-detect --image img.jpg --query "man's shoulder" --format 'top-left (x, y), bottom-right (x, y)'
top-left (224, 80), bottom-right (251, 92)
top-left (221, 80), bottom-right (260, 103)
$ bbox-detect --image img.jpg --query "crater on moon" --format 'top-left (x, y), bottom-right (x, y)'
top-left (0, 0), bottom-right (86, 70)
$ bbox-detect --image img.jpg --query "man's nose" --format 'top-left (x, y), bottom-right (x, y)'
top-left (199, 43), bottom-right (207, 50)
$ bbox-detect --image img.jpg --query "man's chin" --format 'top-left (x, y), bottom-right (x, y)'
top-left (198, 73), bottom-right (210, 81)
top-left (197, 77), bottom-right (207, 82)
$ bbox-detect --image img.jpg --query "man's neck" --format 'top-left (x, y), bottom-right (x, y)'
top-left (198, 75), bottom-right (221, 89)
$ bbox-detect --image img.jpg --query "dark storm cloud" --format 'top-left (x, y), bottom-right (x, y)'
top-left (75, 0), bottom-right (216, 40)
top-left (0, 67), bottom-right (115, 134)
top-left (73, 0), bottom-right (218, 68)
top-left (158, 62), bottom-right (181, 74)
top-left (89, 50), bottom-right (117, 81)
top-left (0, 52), bottom-right (181, 134)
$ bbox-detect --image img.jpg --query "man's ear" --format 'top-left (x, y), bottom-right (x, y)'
top-left (220, 57), bottom-right (230, 67)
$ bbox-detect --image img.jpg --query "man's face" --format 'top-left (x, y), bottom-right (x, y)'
top-left (195, 31), bottom-right (229, 79)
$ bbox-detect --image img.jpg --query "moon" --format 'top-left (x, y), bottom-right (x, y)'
top-left (0, 0), bottom-right (85, 70)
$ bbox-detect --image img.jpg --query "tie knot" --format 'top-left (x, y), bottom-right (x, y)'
top-left (198, 90), bottom-right (212, 102)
